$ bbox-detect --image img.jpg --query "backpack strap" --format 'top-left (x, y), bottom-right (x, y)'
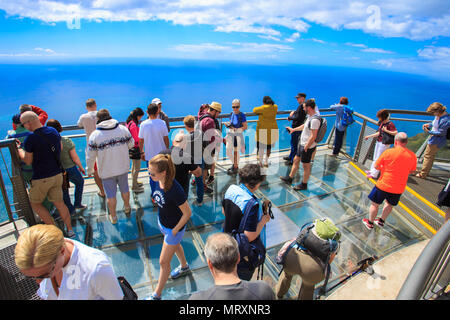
top-left (237, 197), bottom-right (258, 234)
top-left (308, 115), bottom-right (322, 130)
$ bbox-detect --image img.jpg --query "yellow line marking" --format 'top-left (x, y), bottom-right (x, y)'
top-left (404, 186), bottom-right (446, 218)
top-left (349, 161), bottom-right (437, 234)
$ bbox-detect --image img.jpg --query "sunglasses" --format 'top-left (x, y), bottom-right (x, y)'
top-left (232, 106), bottom-right (240, 109)
top-left (26, 259), bottom-right (57, 280)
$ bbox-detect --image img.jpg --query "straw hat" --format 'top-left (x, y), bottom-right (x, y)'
top-left (210, 101), bottom-right (222, 112)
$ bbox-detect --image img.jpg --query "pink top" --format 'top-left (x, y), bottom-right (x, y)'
top-left (126, 121), bottom-right (140, 148)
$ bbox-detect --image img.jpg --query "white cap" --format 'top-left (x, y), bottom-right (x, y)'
top-left (152, 98), bottom-right (162, 105)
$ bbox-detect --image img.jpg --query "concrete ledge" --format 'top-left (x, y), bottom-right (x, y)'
top-left (327, 240), bottom-right (429, 300)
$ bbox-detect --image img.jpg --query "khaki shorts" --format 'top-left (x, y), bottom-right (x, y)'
top-left (29, 174), bottom-right (63, 204)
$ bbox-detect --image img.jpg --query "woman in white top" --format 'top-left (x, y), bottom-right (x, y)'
top-left (15, 224), bottom-right (124, 300)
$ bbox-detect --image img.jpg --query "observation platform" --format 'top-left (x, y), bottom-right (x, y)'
top-left (54, 147), bottom-right (440, 299)
top-left (1, 107), bottom-right (448, 300)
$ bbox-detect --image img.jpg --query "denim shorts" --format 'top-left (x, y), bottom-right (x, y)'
top-left (158, 220), bottom-right (186, 245)
top-left (368, 186), bottom-right (402, 206)
top-left (102, 173), bottom-right (129, 199)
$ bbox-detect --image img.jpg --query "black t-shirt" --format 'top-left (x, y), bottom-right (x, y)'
top-left (189, 281), bottom-right (275, 300)
top-left (289, 104), bottom-right (307, 128)
top-left (152, 179), bottom-right (187, 229)
top-left (159, 147), bottom-right (198, 192)
top-left (23, 126), bottom-right (62, 180)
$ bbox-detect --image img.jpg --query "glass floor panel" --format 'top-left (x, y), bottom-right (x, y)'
top-left (67, 153), bottom-right (429, 299)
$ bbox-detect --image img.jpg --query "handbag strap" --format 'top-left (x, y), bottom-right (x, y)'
top-left (34, 130), bottom-right (64, 171)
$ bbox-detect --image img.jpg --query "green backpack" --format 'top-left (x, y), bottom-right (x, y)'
top-left (314, 218), bottom-right (341, 241)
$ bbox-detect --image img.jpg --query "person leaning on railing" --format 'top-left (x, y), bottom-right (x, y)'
top-left (364, 109), bottom-right (398, 179)
top-left (416, 102), bottom-right (450, 179)
top-left (46, 119), bottom-right (87, 216)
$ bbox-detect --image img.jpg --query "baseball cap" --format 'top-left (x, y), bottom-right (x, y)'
top-left (152, 98), bottom-right (162, 105)
top-left (295, 93), bottom-right (306, 98)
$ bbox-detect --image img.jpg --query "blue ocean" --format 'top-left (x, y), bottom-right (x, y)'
top-left (0, 60), bottom-right (449, 221)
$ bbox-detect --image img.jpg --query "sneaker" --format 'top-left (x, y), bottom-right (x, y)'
top-left (374, 217), bottom-right (385, 227)
top-left (206, 176), bottom-right (215, 185)
top-left (366, 174), bottom-right (374, 179)
top-left (364, 170), bottom-right (371, 175)
top-left (170, 264), bottom-right (191, 279)
top-left (123, 206), bottom-right (132, 215)
top-left (67, 230), bottom-right (77, 239)
top-left (293, 183), bottom-right (307, 191)
top-left (280, 176), bottom-right (293, 184)
top-left (109, 214), bottom-right (118, 224)
top-left (362, 218), bottom-right (374, 230)
top-left (227, 166), bottom-right (238, 175)
top-left (283, 156), bottom-right (291, 161)
top-left (75, 204), bottom-right (87, 211)
top-left (147, 292), bottom-right (161, 300)
top-left (204, 185), bottom-right (213, 194)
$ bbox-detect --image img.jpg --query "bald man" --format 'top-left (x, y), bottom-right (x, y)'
top-left (17, 111), bottom-right (76, 238)
top-left (362, 132), bottom-right (417, 230)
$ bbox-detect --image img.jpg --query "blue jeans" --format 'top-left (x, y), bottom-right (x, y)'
top-left (288, 131), bottom-right (301, 161)
top-left (62, 166), bottom-right (84, 213)
top-left (333, 128), bottom-right (345, 155)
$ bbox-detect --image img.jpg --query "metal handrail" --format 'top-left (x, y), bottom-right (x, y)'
top-left (397, 221), bottom-right (450, 300)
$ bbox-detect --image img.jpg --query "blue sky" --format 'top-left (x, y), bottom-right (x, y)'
top-left (0, 0), bottom-right (449, 80)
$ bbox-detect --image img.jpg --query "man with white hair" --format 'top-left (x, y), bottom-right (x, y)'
top-left (362, 132), bottom-right (417, 230)
top-left (16, 111), bottom-right (76, 238)
top-left (152, 98), bottom-right (170, 132)
top-left (189, 232), bottom-right (275, 300)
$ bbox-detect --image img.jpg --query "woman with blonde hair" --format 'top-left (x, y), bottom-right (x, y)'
top-left (15, 224), bottom-right (123, 300)
top-left (147, 154), bottom-right (192, 300)
top-left (416, 102), bottom-right (450, 178)
top-left (253, 96), bottom-right (279, 167)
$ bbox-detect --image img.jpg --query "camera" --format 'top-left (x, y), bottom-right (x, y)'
top-left (263, 200), bottom-right (274, 219)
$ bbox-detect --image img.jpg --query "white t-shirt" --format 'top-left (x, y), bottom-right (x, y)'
top-left (138, 118), bottom-right (169, 161)
top-left (300, 115), bottom-right (321, 148)
top-left (77, 111), bottom-right (98, 143)
top-left (37, 240), bottom-right (123, 300)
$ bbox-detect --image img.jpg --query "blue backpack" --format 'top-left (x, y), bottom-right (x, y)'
top-left (341, 106), bottom-right (355, 127)
top-left (231, 198), bottom-right (266, 278)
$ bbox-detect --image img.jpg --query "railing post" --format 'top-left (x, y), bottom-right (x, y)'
top-left (353, 119), bottom-right (367, 162)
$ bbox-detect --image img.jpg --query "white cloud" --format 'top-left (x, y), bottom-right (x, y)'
top-left (417, 46), bottom-right (450, 60)
top-left (0, 0), bottom-right (448, 40)
top-left (0, 48), bottom-right (65, 57)
top-left (172, 42), bottom-right (292, 53)
top-left (285, 32), bottom-right (300, 43)
top-left (345, 43), bottom-right (368, 48)
top-left (361, 48), bottom-right (395, 54)
top-left (34, 47), bottom-right (56, 54)
top-left (311, 38), bottom-right (326, 44)
top-left (258, 35), bottom-right (281, 42)
top-left (172, 43), bottom-right (231, 52)
top-left (372, 59), bottom-right (393, 68)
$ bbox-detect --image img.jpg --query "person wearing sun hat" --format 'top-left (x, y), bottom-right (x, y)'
top-left (199, 101), bottom-right (223, 188)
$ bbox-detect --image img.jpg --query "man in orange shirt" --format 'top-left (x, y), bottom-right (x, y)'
top-left (362, 132), bottom-right (417, 230)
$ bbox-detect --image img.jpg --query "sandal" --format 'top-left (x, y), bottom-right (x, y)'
top-left (415, 173), bottom-right (426, 178)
